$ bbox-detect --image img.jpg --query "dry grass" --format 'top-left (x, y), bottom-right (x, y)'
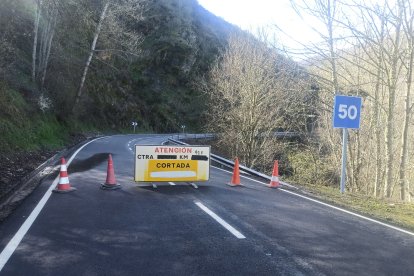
top-left (290, 181), bottom-right (414, 232)
top-left (183, 137), bottom-right (414, 232)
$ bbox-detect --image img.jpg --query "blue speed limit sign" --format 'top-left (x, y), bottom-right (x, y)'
top-left (333, 95), bottom-right (362, 129)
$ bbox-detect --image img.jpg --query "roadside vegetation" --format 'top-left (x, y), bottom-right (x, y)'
top-left (285, 0), bottom-right (414, 204)
top-left (293, 180), bottom-right (414, 232)
top-left (204, 0), bottom-right (414, 207)
top-left (198, 0), bottom-right (414, 233)
top-left (0, 0), bottom-right (234, 147)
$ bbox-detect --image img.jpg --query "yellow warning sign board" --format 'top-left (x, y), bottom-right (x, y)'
top-left (134, 145), bottom-right (210, 182)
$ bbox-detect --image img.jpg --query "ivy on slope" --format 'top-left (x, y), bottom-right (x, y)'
top-left (128, 0), bottom-right (237, 132)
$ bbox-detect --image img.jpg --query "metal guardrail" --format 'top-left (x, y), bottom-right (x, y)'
top-left (169, 133), bottom-right (215, 141)
top-left (167, 136), bottom-right (297, 189)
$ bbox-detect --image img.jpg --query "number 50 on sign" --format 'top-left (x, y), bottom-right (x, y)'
top-left (333, 95), bottom-right (362, 129)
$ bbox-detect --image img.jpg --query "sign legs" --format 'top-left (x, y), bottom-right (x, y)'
top-left (189, 182), bottom-right (198, 189)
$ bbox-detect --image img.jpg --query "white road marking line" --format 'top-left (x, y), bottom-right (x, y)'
top-left (212, 166), bottom-right (296, 189)
top-left (195, 201), bottom-right (246, 239)
top-left (212, 166), bottom-right (256, 186)
top-left (0, 137), bottom-right (105, 272)
top-left (212, 166), bottom-right (414, 237)
top-left (280, 189), bottom-right (414, 237)
top-left (169, 182), bottom-right (176, 186)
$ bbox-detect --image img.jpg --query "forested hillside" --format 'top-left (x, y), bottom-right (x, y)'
top-left (0, 0), bottom-right (236, 152)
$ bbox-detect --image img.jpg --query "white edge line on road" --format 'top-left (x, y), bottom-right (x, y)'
top-left (194, 201), bottom-right (246, 239)
top-left (280, 189), bottom-right (414, 237)
top-left (0, 137), bottom-right (105, 272)
top-left (211, 165), bottom-right (414, 238)
top-left (168, 182), bottom-right (176, 186)
top-left (212, 166), bottom-right (265, 187)
top-left (212, 165), bottom-right (296, 189)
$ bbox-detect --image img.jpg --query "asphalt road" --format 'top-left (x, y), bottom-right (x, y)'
top-left (0, 134), bottom-right (414, 275)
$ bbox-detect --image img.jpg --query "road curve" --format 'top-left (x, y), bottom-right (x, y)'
top-left (0, 134), bottom-right (413, 275)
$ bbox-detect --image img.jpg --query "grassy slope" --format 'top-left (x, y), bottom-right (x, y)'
top-left (0, 81), bottom-right (102, 152)
top-left (1, 0), bottom-right (229, 149)
top-left (189, 138), bottom-right (414, 232)
top-left (290, 181), bottom-right (414, 232)
top-left (0, 82), bottom-right (63, 151)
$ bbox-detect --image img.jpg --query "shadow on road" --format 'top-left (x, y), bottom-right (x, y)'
top-left (138, 185), bottom-right (213, 195)
top-left (69, 153), bottom-right (112, 174)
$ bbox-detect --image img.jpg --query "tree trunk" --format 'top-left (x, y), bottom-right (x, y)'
top-left (374, 71), bottom-right (382, 197)
top-left (399, 85), bottom-right (411, 202)
top-left (32, 0), bottom-right (42, 83)
top-left (41, 12), bottom-right (57, 90)
top-left (384, 97), bottom-right (394, 198)
top-left (72, 1), bottom-right (110, 112)
top-left (384, 11), bottom-right (402, 198)
top-left (399, 4), bottom-right (414, 202)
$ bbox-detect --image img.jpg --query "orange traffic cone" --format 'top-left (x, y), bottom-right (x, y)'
top-left (228, 157), bottom-right (241, 187)
top-left (101, 154), bottom-right (121, 190)
top-left (268, 160), bottom-right (280, 188)
top-left (53, 158), bottom-right (76, 193)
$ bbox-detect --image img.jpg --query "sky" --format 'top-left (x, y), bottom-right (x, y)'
top-left (197, 0), bottom-right (321, 52)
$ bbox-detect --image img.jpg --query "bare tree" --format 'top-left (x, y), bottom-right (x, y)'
top-left (73, 1), bottom-right (110, 110)
top-left (337, 0), bottom-right (403, 198)
top-left (382, 3), bottom-right (403, 198)
top-left (204, 31), bottom-right (308, 168)
top-left (72, 0), bottom-right (146, 113)
top-left (289, 0), bottom-right (344, 96)
top-left (285, 0), bottom-right (413, 199)
top-left (399, 0), bottom-right (414, 201)
top-left (32, 0), bottom-right (43, 82)
top-left (288, 0), bottom-right (348, 192)
top-left (38, 1), bottom-right (58, 90)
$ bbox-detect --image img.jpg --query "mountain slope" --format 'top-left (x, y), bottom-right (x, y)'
top-left (0, 0), bottom-right (238, 153)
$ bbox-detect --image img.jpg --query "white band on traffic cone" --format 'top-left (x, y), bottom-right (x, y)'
top-left (59, 177), bottom-right (70, 184)
top-left (271, 176), bottom-right (279, 182)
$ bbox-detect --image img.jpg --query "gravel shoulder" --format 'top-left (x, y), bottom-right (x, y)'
top-left (0, 133), bottom-right (98, 222)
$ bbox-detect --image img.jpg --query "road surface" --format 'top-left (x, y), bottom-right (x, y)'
top-left (0, 134), bottom-right (413, 275)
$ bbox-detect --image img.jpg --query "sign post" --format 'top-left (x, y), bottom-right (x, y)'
top-left (340, 129), bottom-right (348, 193)
top-left (132, 121), bottom-right (138, 133)
top-left (333, 95), bottom-right (362, 193)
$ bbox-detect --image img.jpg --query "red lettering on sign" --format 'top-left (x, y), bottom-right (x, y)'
top-left (153, 147), bottom-right (193, 154)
